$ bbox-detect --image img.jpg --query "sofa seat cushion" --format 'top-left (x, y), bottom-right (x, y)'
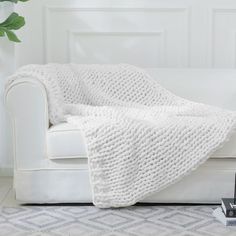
top-left (47, 123), bottom-right (87, 159)
top-left (47, 122), bottom-right (236, 160)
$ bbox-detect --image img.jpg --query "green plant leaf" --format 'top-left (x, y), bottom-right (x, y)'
top-left (0, 12), bottom-right (25, 42)
top-left (0, 28), bottom-right (5, 37)
top-left (0, 0), bottom-right (17, 2)
top-left (0, 12), bottom-right (19, 27)
top-left (0, 0), bottom-right (29, 3)
top-left (5, 29), bottom-right (20, 42)
top-left (0, 12), bottom-right (25, 30)
top-left (0, 0), bottom-right (29, 42)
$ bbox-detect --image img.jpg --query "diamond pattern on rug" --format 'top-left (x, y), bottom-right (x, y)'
top-left (1, 205), bottom-right (236, 236)
top-left (21, 213), bottom-right (64, 228)
top-left (159, 212), bottom-right (202, 228)
top-left (91, 213), bottom-right (133, 227)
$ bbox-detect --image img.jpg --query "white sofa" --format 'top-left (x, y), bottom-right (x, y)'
top-left (5, 68), bottom-right (236, 204)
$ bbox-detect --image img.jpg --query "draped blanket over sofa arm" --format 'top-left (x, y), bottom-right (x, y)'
top-left (5, 64), bottom-right (236, 207)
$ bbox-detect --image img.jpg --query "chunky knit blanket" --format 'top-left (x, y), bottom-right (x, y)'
top-left (7, 64), bottom-right (236, 208)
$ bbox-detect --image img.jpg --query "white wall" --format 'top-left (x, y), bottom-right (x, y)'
top-left (0, 2), bottom-right (14, 175)
top-left (15, 0), bottom-right (236, 68)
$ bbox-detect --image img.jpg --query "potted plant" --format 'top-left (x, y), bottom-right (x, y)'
top-left (0, 0), bottom-right (29, 42)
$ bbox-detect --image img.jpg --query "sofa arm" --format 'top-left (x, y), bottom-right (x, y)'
top-left (5, 78), bottom-right (49, 170)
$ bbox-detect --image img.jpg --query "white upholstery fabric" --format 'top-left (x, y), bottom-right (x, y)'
top-left (14, 159), bottom-right (236, 204)
top-left (47, 123), bottom-right (87, 159)
top-left (47, 122), bottom-right (236, 160)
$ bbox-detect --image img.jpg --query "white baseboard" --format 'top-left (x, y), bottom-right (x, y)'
top-left (0, 168), bottom-right (13, 177)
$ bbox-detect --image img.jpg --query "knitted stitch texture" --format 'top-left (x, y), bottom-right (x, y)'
top-left (7, 64), bottom-right (236, 208)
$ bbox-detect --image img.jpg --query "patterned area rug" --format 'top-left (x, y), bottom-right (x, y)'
top-left (0, 205), bottom-right (236, 236)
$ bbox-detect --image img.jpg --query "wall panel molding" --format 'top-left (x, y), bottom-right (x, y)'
top-left (67, 31), bottom-right (166, 66)
top-left (43, 4), bottom-right (189, 67)
top-left (15, 0), bottom-right (236, 68)
top-left (45, 6), bottom-right (188, 12)
top-left (211, 8), bottom-right (236, 68)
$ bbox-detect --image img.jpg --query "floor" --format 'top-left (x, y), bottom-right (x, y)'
top-left (1, 178), bottom-right (236, 236)
top-left (0, 177), bottom-right (14, 207)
